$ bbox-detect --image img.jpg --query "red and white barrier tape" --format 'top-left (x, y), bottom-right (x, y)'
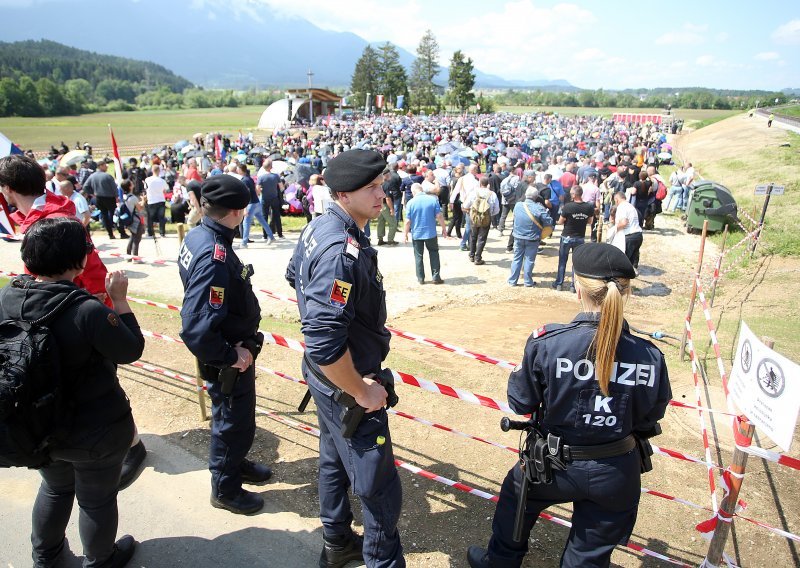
top-left (258, 287), bottom-right (517, 370)
top-left (255, 399), bottom-right (692, 566)
top-left (99, 251), bottom-right (174, 266)
top-left (683, 317), bottom-right (719, 513)
top-left (694, 277), bottom-right (732, 400)
top-left (125, 361), bottom-right (203, 391)
top-left (130, 357), bottom-right (800, 544)
top-left (127, 295), bottom-right (182, 312)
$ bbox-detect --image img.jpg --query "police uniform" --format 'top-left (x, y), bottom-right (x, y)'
top-left (178, 174), bottom-right (271, 514)
top-left (469, 244), bottom-right (672, 568)
top-left (286, 150), bottom-right (404, 568)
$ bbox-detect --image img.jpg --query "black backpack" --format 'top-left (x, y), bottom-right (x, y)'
top-left (116, 200), bottom-right (134, 228)
top-left (0, 289), bottom-right (85, 468)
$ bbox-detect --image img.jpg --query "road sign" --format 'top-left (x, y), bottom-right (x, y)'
top-left (755, 184), bottom-right (785, 196)
top-left (729, 322), bottom-right (800, 451)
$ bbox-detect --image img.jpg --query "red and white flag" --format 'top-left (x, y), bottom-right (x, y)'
top-left (108, 124), bottom-right (123, 185)
top-left (375, 94), bottom-right (384, 109)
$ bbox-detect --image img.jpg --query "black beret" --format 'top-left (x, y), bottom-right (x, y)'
top-left (324, 149), bottom-right (386, 193)
top-left (200, 174), bottom-right (250, 210)
top-left (573, 243), bottom-right (636, 280)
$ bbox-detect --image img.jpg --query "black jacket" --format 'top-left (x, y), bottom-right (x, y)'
top-left (0, 276), bottom-right (144, 429)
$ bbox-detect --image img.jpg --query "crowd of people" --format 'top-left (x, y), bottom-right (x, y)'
top-left (1, 110), bottom-right (677, 567)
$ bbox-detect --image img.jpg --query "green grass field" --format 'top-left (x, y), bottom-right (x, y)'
top-left (0, 106), bottom-right (267, 153)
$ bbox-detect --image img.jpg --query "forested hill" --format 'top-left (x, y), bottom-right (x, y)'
top-left (0, 39), bottom-right (192, 92)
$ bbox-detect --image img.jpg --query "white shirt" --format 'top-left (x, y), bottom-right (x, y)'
top-left (69, 192), bottom-right (89, 220)
top-left (616, 200), bottom-right (642, 235)
top-left (311, 184), bottom-right (332, 213)
top-left (144, 175), bottom-right (167, 204)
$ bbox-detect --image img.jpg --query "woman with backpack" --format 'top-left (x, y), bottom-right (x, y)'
top-left (0, 217), bottom-right (144, 567)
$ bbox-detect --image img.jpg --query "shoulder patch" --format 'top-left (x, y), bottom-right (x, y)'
top-left (345, 236), bottom-right (360, 259)
top-left (107, 313), bottom-right (120, 327)
top-left (209, 286), bottom-right (225, 308)
top-left (533, 325), bottom-right (547, 338)
top-left (329, 279), bottom-right (352, 308)
top-left (213, 243), bottom-right (227, 263)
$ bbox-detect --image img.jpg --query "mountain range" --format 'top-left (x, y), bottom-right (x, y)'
top-left (0, 0), bottom-right (574, 91)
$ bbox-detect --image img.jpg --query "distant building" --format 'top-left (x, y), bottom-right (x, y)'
top-left (257, 88), bottom-right (342, 130)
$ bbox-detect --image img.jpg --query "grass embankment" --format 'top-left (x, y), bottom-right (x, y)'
top-left (775, 105), bottom-right (800, 118)
top-left (699, 130), bottom-right (800, 256)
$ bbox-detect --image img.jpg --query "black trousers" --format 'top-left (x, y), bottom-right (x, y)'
top-left (95, 196), bottom-right (117, 238)
top-left (469, 225), bottom-right (491, 261)
top-left (264, 198), bottom-right (283, 237)
top-left (624, 232), bottom-right (643, 269)
top-left (32, 414), bottom-right (134, 567)
top-left (146, 202), bottom-right (166, 237)
top-left (447, 199), bottom-right (463, 237)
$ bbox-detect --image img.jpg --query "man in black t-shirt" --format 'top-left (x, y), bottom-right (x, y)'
top-left (552, 186), bottom-right (594, 292)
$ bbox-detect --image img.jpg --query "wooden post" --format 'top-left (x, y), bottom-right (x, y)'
top-left (680, 220), bottom-right (709, 361)
top-left (709, 224), bottom-right (729, 308)
top-left (177, 223), bottom-right (208, 421)
top-left (194, 359), bottom-right (209, 422)
top-left (751, 184), bottom-right (773, 258)
top-left (703, 338), bottom-right (773, 567)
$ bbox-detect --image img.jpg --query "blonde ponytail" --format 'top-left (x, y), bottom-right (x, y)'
top-left (576, 275), bottom-right (630, 396)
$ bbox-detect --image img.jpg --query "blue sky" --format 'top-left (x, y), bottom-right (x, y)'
top-left (256, 0), bottom-right (799, 90)
top-left (1, 0), bottom-right (798, 90)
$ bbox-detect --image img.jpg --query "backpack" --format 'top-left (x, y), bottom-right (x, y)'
top-left (654, 178), bottom-right (667, 201)
top-left (0, 289), bottom-right (85, 468)
top-left (469, 190), bottom-right (492, 228)
top-left (500, 174), bottom-right (518, 199)
top-left (115, 200), bottom-right (134, 228)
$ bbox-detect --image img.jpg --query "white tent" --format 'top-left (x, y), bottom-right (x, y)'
top-left (257, 98), bottom-right (308, 130)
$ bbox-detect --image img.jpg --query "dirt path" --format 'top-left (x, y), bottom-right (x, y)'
top-left (2, 116), bottom-right (798, 566)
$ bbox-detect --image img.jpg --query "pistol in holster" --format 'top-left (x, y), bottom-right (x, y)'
top-left (634, 423), bottom-right (662, 474)
top-left (218, 333), bottom-right (264, 406)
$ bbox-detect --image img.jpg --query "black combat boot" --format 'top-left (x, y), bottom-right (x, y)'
top-left (319, 533), bottom-right (364, 568)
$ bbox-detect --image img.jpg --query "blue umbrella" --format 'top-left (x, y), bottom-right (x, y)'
top-left (173, 140), bottom-right (190, 151)
top-left (449, 154), bottom-right (470, 166)
top-left (483, 136), bottom-right (496, 144)
top-left (458, 148), bottom-right (478, 158)
top-left (437, 142), bottom-right (460, 154)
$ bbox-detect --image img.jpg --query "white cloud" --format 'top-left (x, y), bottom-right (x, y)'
top-left (656, 23), bottom-right (708, 45)
top-left (754, 51), bottom-right (780, 61)
top-left (772, 19), bottom-right (800, 44)
top-left (695, 55), bottom-right (715, 67)
top-left (716, 31), bottom-right (729, 42)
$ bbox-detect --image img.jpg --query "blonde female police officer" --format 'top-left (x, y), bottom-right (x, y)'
top-left (286, 149), bottom-right (404, 568)
top-left (468, 242), bottom-right (672, 568)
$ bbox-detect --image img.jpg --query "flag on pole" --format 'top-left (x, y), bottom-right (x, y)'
top-left (108, 124), bottom-right (123, 185)
top-left (0, 192), bottom-right (16, 237)
top-left (215, 135), bottom-right (224, 161)
top-left (375, 94), bottom-right (384, 109)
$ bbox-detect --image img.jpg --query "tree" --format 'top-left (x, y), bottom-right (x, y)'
top-left (0, 77), bottom-right (22, 116)
top-left (447, 50), bottom-right (475, 112)
top-left (36, 77), bottom-right (72, 116)
top-left (350, 45), bottom-right (379, 112)
top-left (376, 42), bottom-right (408, 109)
top-left (17, 75), bottom-right (42, 116)
top-left (64, 78), bottom-right (93, 112)
top-left (409, 30), bottom-right (441, 112)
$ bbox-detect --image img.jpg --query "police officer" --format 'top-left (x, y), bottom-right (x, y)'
top-left (178, 174), bottom-right (272, 515)
top-left (286, 149), bottom-right (405, 568)
top-left (468, 243), bottom-right (672, 568)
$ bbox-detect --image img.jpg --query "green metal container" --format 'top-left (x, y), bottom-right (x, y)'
top-left (685, 181), bottom-right (738, 233)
